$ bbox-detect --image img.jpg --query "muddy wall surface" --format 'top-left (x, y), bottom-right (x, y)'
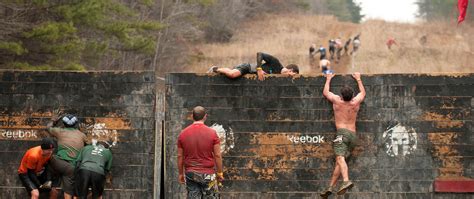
top-left (165, 73), bottom-right (473, 198)
top-left (0, 71), bottom-right (156, 198)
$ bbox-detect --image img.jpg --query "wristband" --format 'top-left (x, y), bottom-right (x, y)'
top-left (356, 79), bottom-right (362, 81)
top-left (256, 68), bottom-right (263, 70)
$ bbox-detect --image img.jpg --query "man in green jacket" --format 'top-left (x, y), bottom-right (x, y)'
top-left (74, 141), bottom-right (113, 199)
top-left (47, 113), bottom-right (87, 199)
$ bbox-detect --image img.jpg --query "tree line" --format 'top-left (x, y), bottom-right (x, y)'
top-left (2, 0), bottom-right (459, 73)
top-left (416, 0), bottom-right (474, 22)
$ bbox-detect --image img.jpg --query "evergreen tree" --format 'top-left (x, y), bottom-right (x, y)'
top-left (416, 0), bottom-right (474, 22)
top-left (326, 0), bottom-right (364, 23)
top-left (346, 0), bottom-right (363, 23)
top-left (0, 0), bottom-right (163, 70)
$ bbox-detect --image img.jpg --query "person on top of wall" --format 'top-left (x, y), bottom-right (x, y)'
top-left (74, 140), bottom-right (113, 199)
top-left (208, 52), bottom-right (299, 81)
top-left (177, 106), bottom-right (224, 198)
top-left (47, 112), bottom-right (87, 199)
top-left (320, 72), bottom-right (366, 198)
top-left (18, 137), bottom-right (58, 199)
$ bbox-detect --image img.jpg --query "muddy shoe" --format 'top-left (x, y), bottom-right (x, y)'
top-left (319, 186), bottom-right (334, 198)
top-left (207, 66), bottom-right (218, 73)
top-left (337, 181), bottom-right (354, 195)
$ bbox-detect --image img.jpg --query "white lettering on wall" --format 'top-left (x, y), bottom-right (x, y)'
top-left (0, 129), bottom-right (38, 140)
top-left (287, 135), bottom-right (325, 144)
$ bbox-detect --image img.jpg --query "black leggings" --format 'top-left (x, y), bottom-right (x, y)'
top-left (75, 169), bottom-right (105, 199)
top-left (19, 165), bottom-right (58, 195)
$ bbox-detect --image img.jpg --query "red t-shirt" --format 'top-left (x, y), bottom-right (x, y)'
top-left (18, 146), bottom-right (51, 174)
top-left (178, 123), bottom-right (220, 174)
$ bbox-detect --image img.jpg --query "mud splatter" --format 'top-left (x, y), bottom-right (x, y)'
top-left (434, 121), bottom-right (464, 128)
top-left (224, 168), bottom-right (246, 180)
top-left (89, 117), bottom-right (131, 130)
top-left (245, 144), bottom-right (332, 159)
top-left (421, 112), bottom-right (464, 128)
top-left (251, 133), bottom-right (295, 145)
top-left (427, 133), bottom-right (458, 145)
top-left (0, 116), bottom-right (8, 128)
top-left (5, 116), bottom-right (43, 129)
top-left (251, 168), bottom-right (276, 180)
top-left (427, 133), bottom-right (464, 178)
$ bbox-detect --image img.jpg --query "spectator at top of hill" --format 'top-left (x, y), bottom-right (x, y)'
top-left (343, 38), bottom-right (352, 55)
top-left (351, 33), bottom-right (361, 55)
top-left (329, 39), bottom-right (336, 60)
top-left (315, 45), bottom-right (327, 60)
top-left (309, 44), bottom-right (318, 68)
top-left (386, 37), bottom-right (398, 50)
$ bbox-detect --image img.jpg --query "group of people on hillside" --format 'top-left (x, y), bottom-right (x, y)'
top-left (309, 34), bottom-right (361, 74)
top-left (206, 34), bottom-right (361, 80)
top-left (18, 114), bottom-right (113, 199)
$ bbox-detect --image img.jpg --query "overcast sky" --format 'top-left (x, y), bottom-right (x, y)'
top-left (354, 0), bottom-right (419, 23)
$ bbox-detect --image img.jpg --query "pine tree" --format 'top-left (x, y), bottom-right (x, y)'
top-left (416, 0), bottom-right (474, 22)
top-left (326, 0), bottom-right (364, 23)
top-left (0, 0), bottom-right (163, 70)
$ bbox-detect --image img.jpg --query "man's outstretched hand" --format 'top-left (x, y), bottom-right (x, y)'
top-left (352, 72), bottom-right (361, 81)
top-left (51, 109), bottom-right (63, 122)
top-left (48, 109), bottom-right (63, 128)
top-left (257, 69), bottom-right (266, 81)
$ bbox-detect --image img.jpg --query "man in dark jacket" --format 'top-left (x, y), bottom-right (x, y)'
top-left (74, 141), bottom-right (113, 199)
top-left (209, 52), bottom-right (299, 81)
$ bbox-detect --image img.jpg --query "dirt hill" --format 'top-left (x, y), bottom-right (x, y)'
top-left (186, 14), bottom-right (474, 74)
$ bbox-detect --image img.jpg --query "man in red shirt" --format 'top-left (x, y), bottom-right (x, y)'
top-left (177, 106), bottom-right (224, 198)
top-left (18, 137), bottom-right (58, 199)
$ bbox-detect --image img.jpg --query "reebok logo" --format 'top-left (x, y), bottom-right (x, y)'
top-left (287, 135), bottom-right (325, 144)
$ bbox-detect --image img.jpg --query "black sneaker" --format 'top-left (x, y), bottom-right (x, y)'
top-left (319, 186), bottom-right (334, 198)
top-left (207, 66), bottom-right (218, 73)
top-left (337, 181), bottom-right (354, 195)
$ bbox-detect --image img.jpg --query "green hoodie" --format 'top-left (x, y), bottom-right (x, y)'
top-left (75, 144), bottom-right (113, 175)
